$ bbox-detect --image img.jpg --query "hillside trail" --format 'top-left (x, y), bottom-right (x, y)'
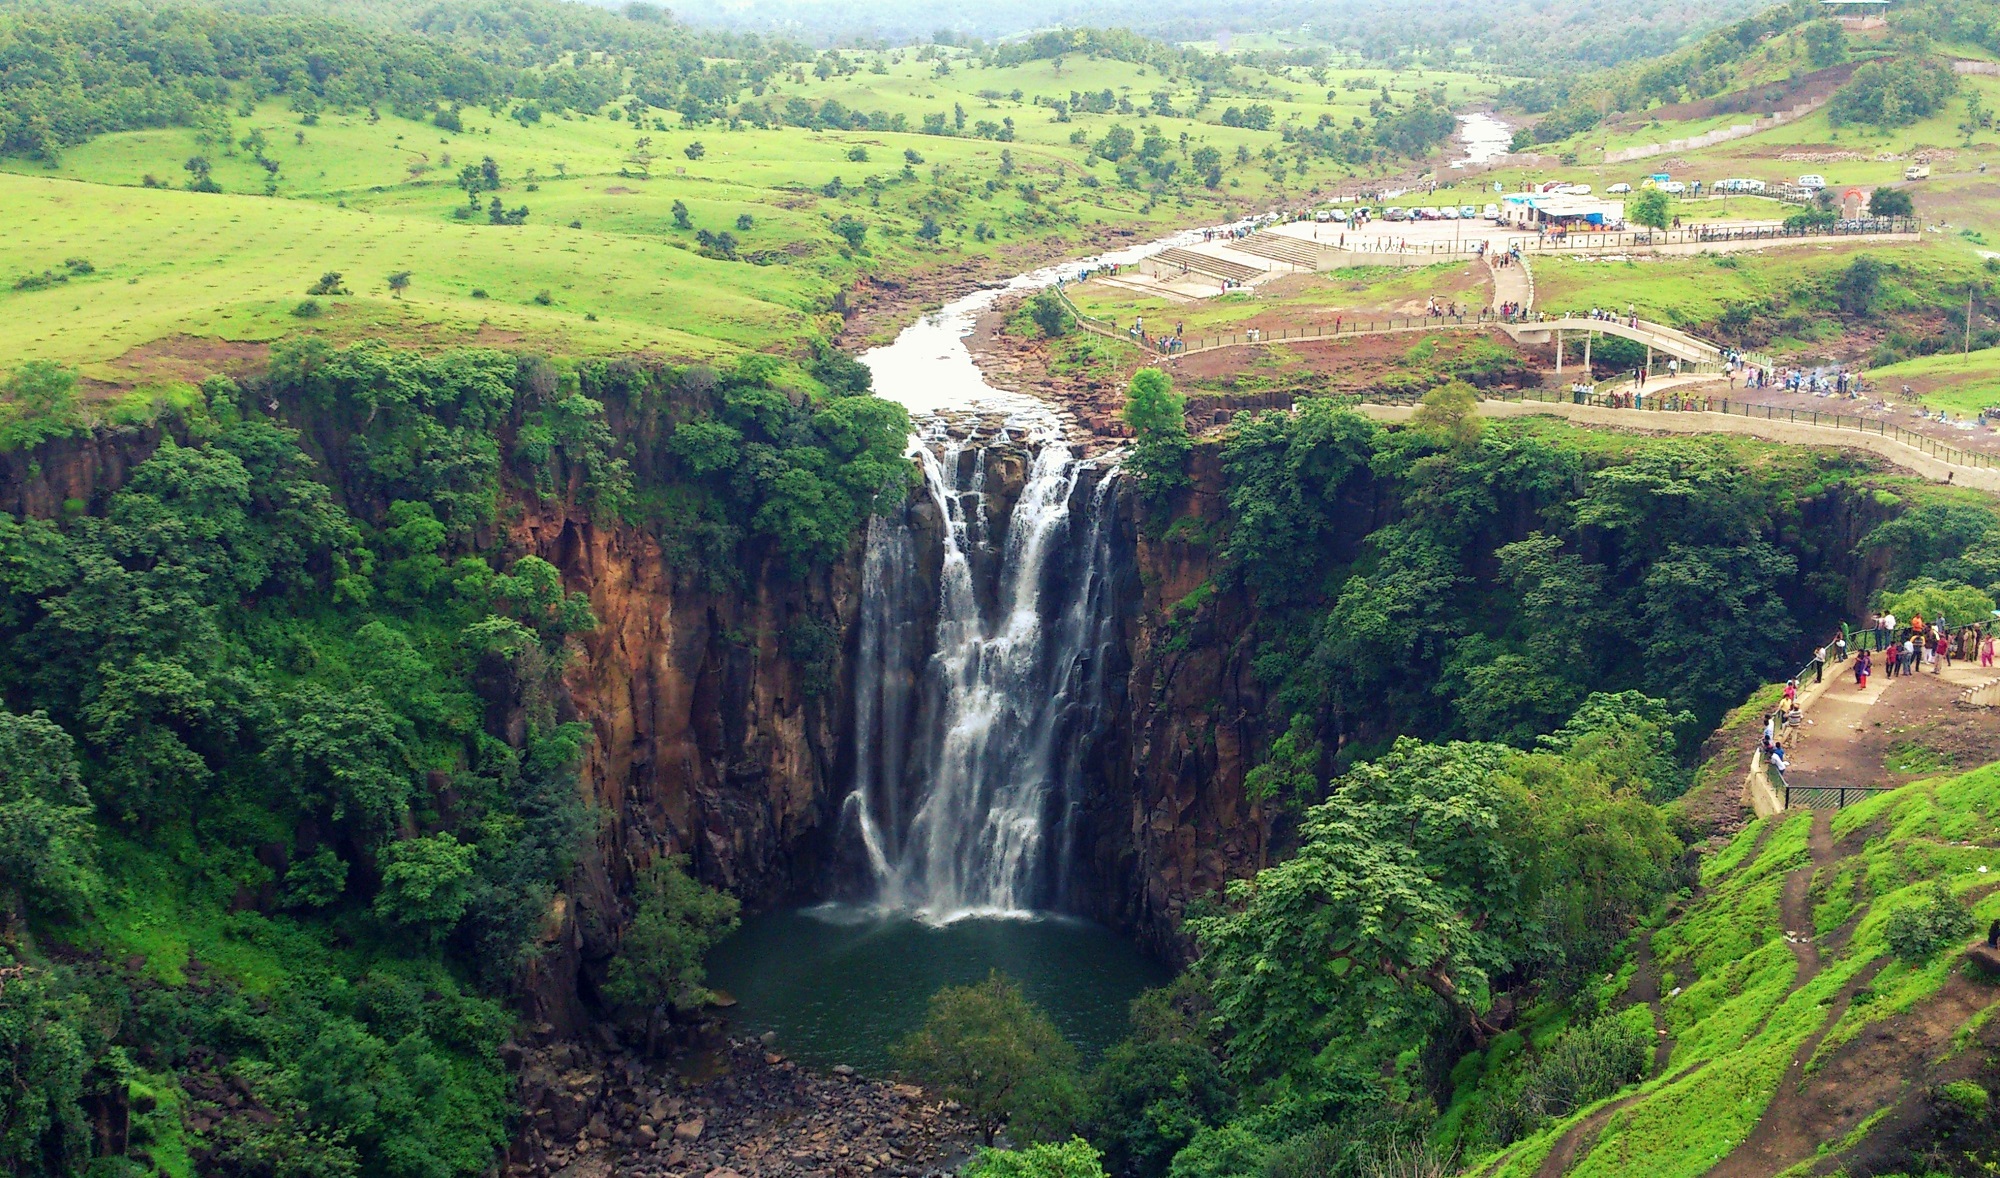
top-left (1539, 655), bottom-right (2000, 1177)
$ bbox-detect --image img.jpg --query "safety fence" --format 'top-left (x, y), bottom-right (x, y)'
top-left (1499, 389), bottom-right (2000, 471)
top-left (1501, 219), bottom-right (1918, 253)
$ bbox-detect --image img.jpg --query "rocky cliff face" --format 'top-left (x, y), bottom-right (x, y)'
top-left (508, 502), bottom-right (865, 1034)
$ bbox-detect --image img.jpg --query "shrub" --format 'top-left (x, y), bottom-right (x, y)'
top-left (1517, 1016), bottom-right (1650, 1120)
top-left (894, 972), bottom-right (1082, 1146)
top-left (1885, 882), bottom-right (1973, 960)
top-left (532, 290), bottom-right (554, 306)
top-left (293, 299), bottom-right (324, 318)
top-left (1025, 289), bottom-right (1070, 339)
top-left (602, 857), bottom-right (740, 1048)
top-left (964, 1138), bottom-right (1107, 1178)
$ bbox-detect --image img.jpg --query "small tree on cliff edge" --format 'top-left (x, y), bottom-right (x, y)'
top-left (1121, 367), bottom-right (1190, 505)
top-left (603, 856), bottom-right (741, 1054)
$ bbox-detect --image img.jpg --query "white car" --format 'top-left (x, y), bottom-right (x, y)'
top-left (1658, 180), bottom-right (1687, 195)
top-left (1607, 182), bottom-right (1632, 194)
top-left (1798, 174), bottom-right (1827, 190)
top-left (1483, 203), bottom-right (1501, 220)
top-left (1440, 206), bottom-right (1461, 219)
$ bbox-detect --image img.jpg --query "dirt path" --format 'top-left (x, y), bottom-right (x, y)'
top-left (1778, 811), bottom-right (1836, 989)
top-left (1704, 958), bottom-right (1894, 1178)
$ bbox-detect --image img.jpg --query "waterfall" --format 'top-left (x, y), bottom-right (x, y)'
top-left (843, 417), bottom-right (1122, 919)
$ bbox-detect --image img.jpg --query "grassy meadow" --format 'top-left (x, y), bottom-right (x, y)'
top-left (0, 48), bottom-right (1499, 388)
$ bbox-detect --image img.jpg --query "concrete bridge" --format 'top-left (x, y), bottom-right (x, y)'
top-left (1503, 315), bottom-right (1725, 372)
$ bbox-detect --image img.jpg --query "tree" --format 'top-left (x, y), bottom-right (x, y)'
top-left (684, 140), bottom-right (705, 160)
top-left (672, 199), bottom-right (692, 229)
top-left (372, 832), bottom-right (476, 941)
top-left (0, 709), bottom-right (99, 921)
top-left (1087, 981), bottom-right (1231, 1178)
top-left (1837, 254), bottom-right (1883, 316)
top-left (1095, 125), bottom-right (1135, 160)
top-left (602, 857), bottom-right (740, 1052)
top-left (1410, 380), bottom-right (1482, 449)
top-left (1121, 368), bottom-right (1190, 504)
top-left (1025, 289), bottom-right (1070, 339)
top-left (1630, 187), bottom-right (1670, 230)
top-left (964, 1139), bottom-right (1108, 1178)
top-left (386, 271), bottom-right (411, 298)
top-left (893, 972), bottom-right (1082, 1145)
top-left (1801, 19), bottom-right (1846, 68)
top-left (1192, 738), bottom-right (1523, 1087)
top-left (1879, 577), bottom-right (1996, 629)
top-left (1868, 187), bottom-right (1914, 219)
top-left (307, 272), bottom-right (349, 296)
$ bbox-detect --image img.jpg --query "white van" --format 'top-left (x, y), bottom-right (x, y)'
top-left (1483, 203), bottom-right (1501, 220)
top-left (1607, 182), bottom-right (1632, 194)
top-left (1658, 180), bottom-right (1687, 195)
top-left (1797, 174), bottom-right (1827, 190)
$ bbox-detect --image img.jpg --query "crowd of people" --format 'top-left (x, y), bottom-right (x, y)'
top-left (1761, 612), bottom-right (1997, 778)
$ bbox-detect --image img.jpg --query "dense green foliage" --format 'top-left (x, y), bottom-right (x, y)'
top-left (0, 335), bottom-right (894, 1176)
top-left (964, 1137), bottom-right (1111, 1178)
top-left (1121, 367), bottom-right (1191, 507)
top-left (1197, 408), bottom-right (2000, 772)
top-left (602, 855), bottom-right (742, 1048)
top-left (1827, 57), bottom-right (1960, 129)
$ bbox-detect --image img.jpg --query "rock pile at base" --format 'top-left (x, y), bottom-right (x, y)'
top-left (506, 1032), bottom-right (980, 1178)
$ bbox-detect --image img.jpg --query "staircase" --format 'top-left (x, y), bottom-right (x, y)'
top-left (1229, 233), bottom-right (1324, 271)
top-left (1151, 247), bottom-right (1265, 285)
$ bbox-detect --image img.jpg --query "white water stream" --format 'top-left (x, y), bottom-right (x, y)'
top-left (1450, 112), bottom-right (1515, 168)
top-left (839, 227), bottom-right (1223, 920)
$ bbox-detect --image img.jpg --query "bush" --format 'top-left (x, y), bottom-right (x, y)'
top-left (1885, 882), bottom-right (1973, 960)
top-left (963, 1138), bottom-right (1108, 1178)
top-left (293, 299), bottom-right (324, 318)
top-left (893, 972), bottom-right (1082, 1146)
top-left (1517, 1016), bottom-right (1650, 1120)
top-left (603, 857), bottom-right (740, 1050)
top-left (1025, 288), bottom-right (1071, 339)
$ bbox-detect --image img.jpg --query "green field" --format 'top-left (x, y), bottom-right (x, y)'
top-left (0, 49), bottom-right (1500, 388)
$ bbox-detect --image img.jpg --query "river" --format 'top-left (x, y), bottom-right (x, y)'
top-left (1451, 112), bottom-right (1515, 168)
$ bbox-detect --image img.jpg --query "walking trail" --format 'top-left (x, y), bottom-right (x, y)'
top-left (1517, 649), bottom-right (2000, 1178)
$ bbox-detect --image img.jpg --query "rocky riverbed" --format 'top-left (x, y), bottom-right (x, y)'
top-left (506, 1031), bottom-right (982, 1178)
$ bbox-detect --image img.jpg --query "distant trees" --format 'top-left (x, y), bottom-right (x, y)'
top-left (386, 271), bottom-right (412, 298)
top-left (307, 271), bottom-right (350, 295)
top-left (1829, 59), bottom-right (1959, 129)
top-left (1868, 187), bottom-right (1914, 218)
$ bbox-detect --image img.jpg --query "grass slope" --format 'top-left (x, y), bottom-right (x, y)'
top-left (1473, 761), bottom-right (2000, 1176)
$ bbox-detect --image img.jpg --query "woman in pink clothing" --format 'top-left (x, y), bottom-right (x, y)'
top-left (1984, 635), bottom-right (1996, 668)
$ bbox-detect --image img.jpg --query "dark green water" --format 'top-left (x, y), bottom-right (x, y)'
top-left (704, 906), bottom-right (1171, 1072)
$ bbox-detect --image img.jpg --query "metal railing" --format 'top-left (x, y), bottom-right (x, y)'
top-left (1785, 783), bottom-right (1893, 810)
top-left (1497, 389), bottom-right (2000, 471)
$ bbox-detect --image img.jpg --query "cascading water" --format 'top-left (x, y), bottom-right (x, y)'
top-left (842, 413), bottom-right (1123, 918)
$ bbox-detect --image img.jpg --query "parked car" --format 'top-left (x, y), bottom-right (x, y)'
top-left (1797, 174), bottom-right (1827, 190)
top-left (1460, 205), bottom-right (1479, 218)
top-left (1658, 180), bottom-right (1687, 195)
top-left (1329, 208), bottom-right (1350, 222)
top-left (1483, 203), bottom-right (1501, 219)
top-left (1607, 182), bottom-right (1633, 194)
top-left (1383, 206), bottom-right (1410, 222)
top-left (1440, 206), bottom-right (1461, 219)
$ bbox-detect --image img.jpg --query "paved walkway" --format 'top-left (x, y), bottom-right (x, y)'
top-left (1781, 657), bottom-right (2000, 803)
